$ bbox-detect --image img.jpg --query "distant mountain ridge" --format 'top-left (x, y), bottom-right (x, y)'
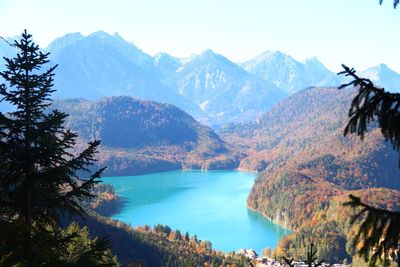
top-left (1, 31), bottom-right (399, 125)
top-left (163, 49), bottom-right (287, 125)
top-left (45, 31), bottom-right (203, 120)
top-left (0, 38), bottom-right (16, 72)
top-left (44, 32), bottom-right (289, 125)
top-left (242, 51), bottom-right (341, 94)
top-left (360, 63), bottom-right (400, 93)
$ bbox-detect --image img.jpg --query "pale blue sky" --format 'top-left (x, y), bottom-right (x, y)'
top-left (0, 0), bottom-right (399, 72)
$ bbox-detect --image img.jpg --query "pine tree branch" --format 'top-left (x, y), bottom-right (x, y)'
top-left (344, 195), bottom-right (400, 266)
top-left (339, 65), bottom-right (400, 166)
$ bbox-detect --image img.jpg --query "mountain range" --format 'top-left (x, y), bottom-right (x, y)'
top-left (242, 51), bottom-right (341, 94)
top-left (45, 32), bottom-right (203, 118)
top-left (43, 32), bottom-right (289, 125)
top-left (359, 63), bottom-right (400, 93)
top-left (161, 49), bottom-right (287, 125)
top-left (3, 31), bottom-right (398, 125)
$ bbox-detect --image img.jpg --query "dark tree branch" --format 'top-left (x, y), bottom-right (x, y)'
top-left (344, 195), bottom-right (400, 266)
top-left (339, 65), bottom-right (400, 166)
top-left (339, 65), bottom-right (400, 266)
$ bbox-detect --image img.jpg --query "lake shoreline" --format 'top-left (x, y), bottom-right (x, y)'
top-left (102, 170), bottom-right (291, 254)
top-left (103, 166), bottom-right (258, 178)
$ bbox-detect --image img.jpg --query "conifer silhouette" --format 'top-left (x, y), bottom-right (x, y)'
top-left (0, 30), bottom-right (109, 265)
top-left (340, 64), bottom-right (400, 266)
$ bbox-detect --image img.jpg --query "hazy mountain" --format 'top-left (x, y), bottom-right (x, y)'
top-left (0, 39), bottom-right (17, 111)
top-left (3, 32), bottom-right (399, 127)
top-left (303, 57), bottom-right (341, 86)
top-left (53, 96), bottom-right (239, 175)
top-left (162, 49), bottom-right (287, 126)
top-left (242, 51), bottom-right (340, 94)
top-left (0, 38), bottom-right (16, 71)
top-left (45, 32), bottom-right (84, 58)
top-left (360, 63), bottom-right (400, 93)
top-left (46, 31), bottom-right (202, 117)
top-left (153, 52), bottom-right (182, 76)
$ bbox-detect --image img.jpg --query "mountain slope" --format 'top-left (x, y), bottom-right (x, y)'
top-left (0, 39), bottom-right (16, 71)
top-left (0, 39), bottom-right (17, 111)
top-left (162, 49), bottom-right (287, 125)
top-left (45, 32), bottom-right (84, 58)
top-left (360, 64), bottom-right (400, 93)
top-left (220, 86), bottom-right (400, 262)
top-left (242, 51), bottom-right (340, 94)
top-left (153, 52), bottom-right (182, 77)
top-left (64, 211), bottom-right (250, 266)
top-left (53, 97), bottom-right (239, 175)
top-left (46, 31), bottom-right (203, 118)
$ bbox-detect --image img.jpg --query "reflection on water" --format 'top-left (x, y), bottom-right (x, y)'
top-left (102, 170), bottom-right (292, 254)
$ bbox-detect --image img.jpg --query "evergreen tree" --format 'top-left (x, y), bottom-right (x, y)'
top-left (0, 30), bottom-right (112, 265)
top-left (338, 1), bottom-right (399, 264)
top-left (339, 65), bottom-right (400, 266)
top-left (60, 223), bottom-right (119, 266)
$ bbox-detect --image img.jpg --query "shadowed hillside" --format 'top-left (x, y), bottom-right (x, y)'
top-left (53, 96), bottom-right (240, 176)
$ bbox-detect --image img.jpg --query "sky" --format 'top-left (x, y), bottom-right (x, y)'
top-left (0, 0), bottom-right (399, 72)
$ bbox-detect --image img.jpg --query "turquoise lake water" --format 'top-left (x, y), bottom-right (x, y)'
top-left (102, 170), bottom-right (291, 254)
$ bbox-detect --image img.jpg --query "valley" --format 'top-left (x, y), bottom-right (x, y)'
top-left (51, 85), bottom-right (400, 263)
top-left (1, 30), bottom-right (400, 266)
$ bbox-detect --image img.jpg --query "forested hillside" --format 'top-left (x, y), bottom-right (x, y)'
top-left (220, 87), bottom-right (400, 262)
top-left (52, 96), bottom-right (239, 175)
top-left (67, 211), bottom-right (250, 266)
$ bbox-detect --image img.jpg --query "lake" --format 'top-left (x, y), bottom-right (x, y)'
top-left (102, 170), bottom-right (291, 254)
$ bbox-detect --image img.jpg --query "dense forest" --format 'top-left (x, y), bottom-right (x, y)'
top-left (52, 97), bottom-right (241, 176)
top-left (221, 87), bottom-right (400, 262)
